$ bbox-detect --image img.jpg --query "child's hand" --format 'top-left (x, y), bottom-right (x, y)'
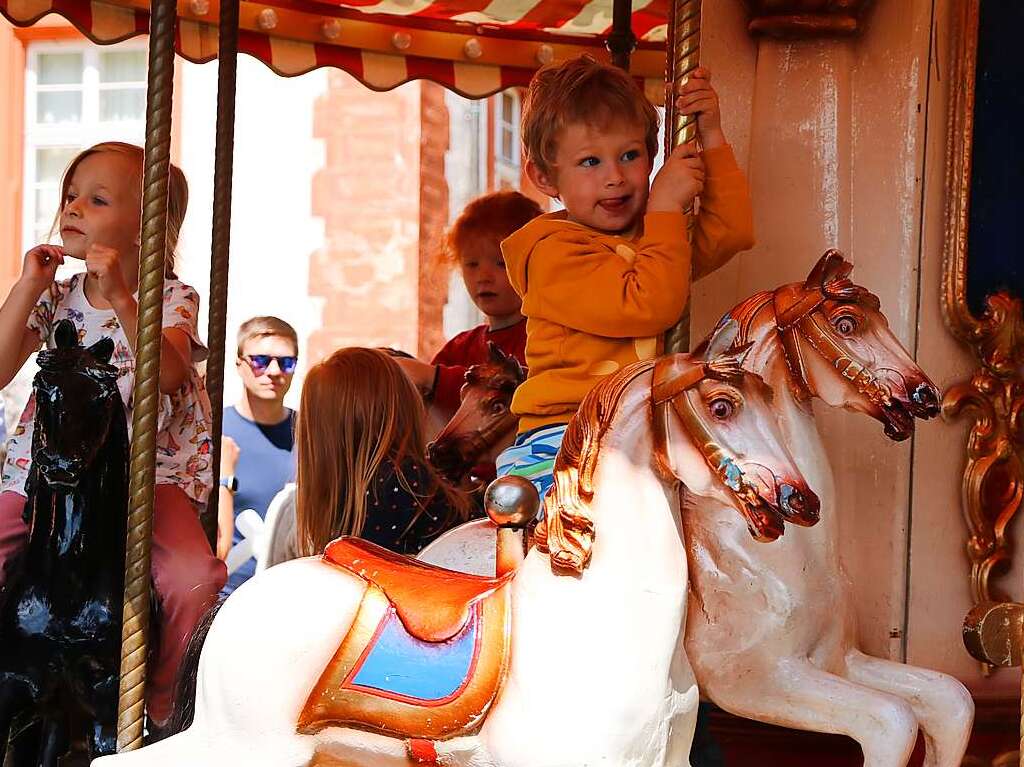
top-left (648, 142), bottom-right (705, 213)
top-left (675, 67), bottom-right (726, 150)
top-left (221, 436), bottom-right (241, 475)
top-left (395, 357), bottom-right (437, 399)
top-left (20, 245), bottom-right (64, 290)
top-left (85, 244), bottom-right (131, 306)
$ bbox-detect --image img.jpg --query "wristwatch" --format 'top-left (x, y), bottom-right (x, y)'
top-left (219, 475), bottom-right (239, 494)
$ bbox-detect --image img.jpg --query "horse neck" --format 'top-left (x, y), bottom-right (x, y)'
top-left (525, 372), bottom-right (688, 604)
top-left (749, 316), bottom-right (838, 517)
top-left (26, 414), bottom-right (129, 567)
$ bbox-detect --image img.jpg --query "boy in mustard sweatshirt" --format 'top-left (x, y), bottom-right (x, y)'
top-left (496, 56), bottom-right (754, 497)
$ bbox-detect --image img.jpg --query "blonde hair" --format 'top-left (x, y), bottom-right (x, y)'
top-left (294, 347), bottom-right (471, 556)
top-left (236, 316), bottom-right (298, 356)
top-left (55, 142), bottom-right (187, 278)
top-left (521, 55), bottom-right (660, 178)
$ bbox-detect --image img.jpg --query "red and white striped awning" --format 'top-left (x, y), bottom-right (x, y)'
top-left (0, 0), bottom-right (670, 99)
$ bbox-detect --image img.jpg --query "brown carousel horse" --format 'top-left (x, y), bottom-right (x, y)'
top-left (426, 343), bottom-right (524, 486)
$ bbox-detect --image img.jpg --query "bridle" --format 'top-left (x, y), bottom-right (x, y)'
top-left (771, 279), bottom-right (892, 410)
top-left (651, 352), bottom-right (768, 517)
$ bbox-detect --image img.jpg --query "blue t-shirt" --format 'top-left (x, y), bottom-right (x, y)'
top-left (221, 405), bottom-right (296, 596)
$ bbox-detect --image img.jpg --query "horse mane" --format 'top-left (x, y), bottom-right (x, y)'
top-left (534, 359), bottom-right (657, 575)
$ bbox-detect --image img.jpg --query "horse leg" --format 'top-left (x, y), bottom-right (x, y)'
top-left (845, 650), bottom-right (974, 767)
top-left (38, 714), bottom-right (70, 767)
top-left (706, 657), bottom-right (919, 767)
top-left (0, 674), bottom-right (34, 764)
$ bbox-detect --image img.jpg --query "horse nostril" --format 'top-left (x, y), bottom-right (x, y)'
top-left (911, 383), bottom-right (940, 417)
top-left (778, 484), bottom-right (820, 524)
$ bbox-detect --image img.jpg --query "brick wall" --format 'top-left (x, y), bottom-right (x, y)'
top-left (309, 71), bottom-right (423, 362)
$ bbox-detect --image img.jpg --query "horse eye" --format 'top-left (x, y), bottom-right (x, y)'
top-left (709, 398), bottom-right (735, 420)
top-left (489, 401), bottom-right (508, 415)
top-left (833, 314), bottom-right (858, 335)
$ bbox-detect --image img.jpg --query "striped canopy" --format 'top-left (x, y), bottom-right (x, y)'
top-left (0, 0), bottom-right (670, 98)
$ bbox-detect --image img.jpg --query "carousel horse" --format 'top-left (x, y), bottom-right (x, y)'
top-left (681, 252), bottom-right (973, 767)
top-left (93, 322), bottom-right (819, 767)
top-left (0, 320), bottom-right (128, 766)
top-left (426, 342), bottom-right (523, 486)
top-left (419, 252), bottom-right (974, 767)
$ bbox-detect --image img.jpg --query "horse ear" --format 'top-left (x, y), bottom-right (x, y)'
top-left (87, 337), bottom-right (115, 364)
top-left (804, 249), bottom-right (852, 289)
top-left (54, 319), bottom-right (78, 349)
top-left (703, 317), bottom-right (740, 361)
top-left (487, 341), bottom-right (508, 364)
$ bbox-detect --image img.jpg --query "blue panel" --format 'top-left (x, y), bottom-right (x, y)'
top-left (349, 608), bottom-right (477, 702)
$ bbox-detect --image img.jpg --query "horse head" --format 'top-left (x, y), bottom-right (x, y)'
top-left (31, 319), bottom-right (121, 488)
top-left (427, 343), bottom-right (524, 484)
top-left (765, 250), bottom-right (939, 440)
top-left (652, 320), bottom-right (820, 543)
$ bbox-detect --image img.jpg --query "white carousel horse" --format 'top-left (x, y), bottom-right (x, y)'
top-left (93, 324), bottom-right (817, 767)
top-left (421, 252), bottom-right (975, 767)
top-left (682, 252), bottom-right (973, 767)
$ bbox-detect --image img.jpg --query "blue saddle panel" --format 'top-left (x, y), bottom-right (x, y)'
top-left (346, 603), bottom-right (480, 704)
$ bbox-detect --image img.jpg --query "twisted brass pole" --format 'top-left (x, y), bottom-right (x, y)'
top-left (204, 0), bottom-right (241, 539)
top-left (116, 0), bottom-right (177, 749)
top-left (662, 0), bottom-right (701, 355)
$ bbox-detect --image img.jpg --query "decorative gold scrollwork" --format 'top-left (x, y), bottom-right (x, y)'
top-left (941, 0), bottom-right (1024, 680)
top-left (943, 294), bottom-right (1024, 607)
top-left (741, 0), bottom-right (874, 37)
top-left (962, 753), bottom-right (1020, 767)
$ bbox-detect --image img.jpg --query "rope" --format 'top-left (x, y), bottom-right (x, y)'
top-left (116, 0), bottom-right (177, 748)
top-left (662, 0), bottom-right (701, 355)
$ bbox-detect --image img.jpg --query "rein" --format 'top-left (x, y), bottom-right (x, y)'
top-left (651, 355), bottom-right (763, 512)
top-left (772, 285), bottom-right (892, 409)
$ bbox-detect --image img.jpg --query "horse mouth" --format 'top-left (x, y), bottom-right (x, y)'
top-left (880, 399), bottom-right (915, 441)
top-left (426, 440), bottom-right (471, 483)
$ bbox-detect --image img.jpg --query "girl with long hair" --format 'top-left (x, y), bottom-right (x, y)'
top-left (266, 347), bottom-right (471, 564)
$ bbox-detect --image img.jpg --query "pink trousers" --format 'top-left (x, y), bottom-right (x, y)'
top-left (0, 485), bottom-right (226, 725)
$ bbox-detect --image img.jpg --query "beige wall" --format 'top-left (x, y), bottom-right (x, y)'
top-left (696, 0), bottom-right (1017, 696)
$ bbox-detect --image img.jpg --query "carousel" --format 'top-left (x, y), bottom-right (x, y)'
top-left (0, 0), bottom-right (1020, 765)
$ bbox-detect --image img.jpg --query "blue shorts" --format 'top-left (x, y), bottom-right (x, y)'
top-left (495, 423), bottom-right (568, 501)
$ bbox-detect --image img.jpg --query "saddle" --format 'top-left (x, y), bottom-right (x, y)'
top-left (299, 537), bottom-right (514, 740)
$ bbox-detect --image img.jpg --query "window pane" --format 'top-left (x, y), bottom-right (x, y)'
top-left (501, 128), bottom-right (514, 163)
top-left (34, 188), bottom-right (59, 240)
top-left (100, 50), bottom-right (146, 83)
top-left (100, 88), bottom-right (145, 122)
top-left (36, 91), bottom-right (82, 124)
top-left (501, 92), bottom-right (513, 123)
top-left (37, 52), bottom-right (83, 85)
top-left (36, 146), bottom-right (79, 184)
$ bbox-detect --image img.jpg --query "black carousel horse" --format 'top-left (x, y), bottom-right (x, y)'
top-left (0, 319), bottom-right (128, 766)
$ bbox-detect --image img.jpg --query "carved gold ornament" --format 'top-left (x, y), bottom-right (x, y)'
top-left (941, 0), bottom-right (1024, 686)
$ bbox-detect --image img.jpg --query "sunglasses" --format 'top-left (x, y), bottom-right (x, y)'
top-left (241, 354), bottom-right (298, 376)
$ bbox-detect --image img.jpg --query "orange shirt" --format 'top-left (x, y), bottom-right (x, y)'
top-left (502, 144), bottom-right (754, 433)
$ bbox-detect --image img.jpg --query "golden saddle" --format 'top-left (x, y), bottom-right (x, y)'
top-left (299, 537), bottom-right (514, 740)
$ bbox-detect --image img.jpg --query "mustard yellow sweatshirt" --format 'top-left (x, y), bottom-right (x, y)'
top-left (502, 144), bottom-right (754, 432)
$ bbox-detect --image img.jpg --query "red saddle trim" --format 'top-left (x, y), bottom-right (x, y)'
top-left (323, 537), bottom-right (514, 643)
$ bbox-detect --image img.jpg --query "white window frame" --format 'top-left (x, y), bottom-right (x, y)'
top-left (493, 88), bottom-right (521, 190)
top-left (22, 39), bottom-right (148, 254)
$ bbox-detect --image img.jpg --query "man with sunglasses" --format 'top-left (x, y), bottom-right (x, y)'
top-left (218, 316), bottom-right (299, 596)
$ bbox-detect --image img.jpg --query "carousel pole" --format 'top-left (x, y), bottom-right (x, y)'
top-left (204, 0), bottom-right (241, 538)
top-left (607, 0), bottom-right (636, 71)
top-left (116, 0), bottom-right (177, 749)
top-left (662, 0), bottom-right (701, 354)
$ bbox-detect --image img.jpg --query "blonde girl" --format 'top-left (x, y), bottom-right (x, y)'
top-left (0, 142), bottom-right (225, 729)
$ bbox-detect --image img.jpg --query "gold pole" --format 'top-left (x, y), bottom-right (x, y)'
top-left (116, 0), bottom-right (177, 749)
top-left (662, 0), bottom-right (701, 355)
top-left (204, 0), bottom-right (241, 537)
